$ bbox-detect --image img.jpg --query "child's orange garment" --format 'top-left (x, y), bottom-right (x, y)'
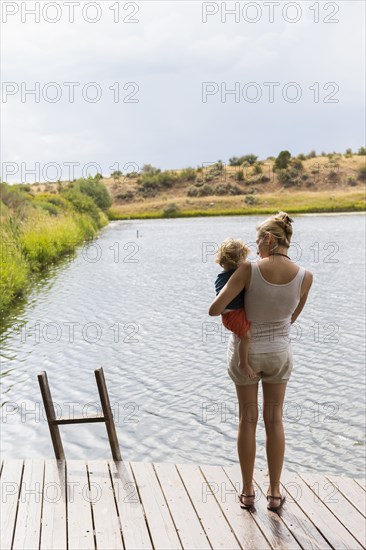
top-left (221, 309), bottom-right (250, 338)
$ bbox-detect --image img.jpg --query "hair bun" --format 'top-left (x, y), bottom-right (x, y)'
top-left (276, 211), bottom-right (293, 225)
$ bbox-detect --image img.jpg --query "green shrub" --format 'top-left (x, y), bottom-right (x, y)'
top-left (73, 177), bottom-right (112, 211)
top-left (60, 188), bottom-right (100, 222)
top-left (253, 163), bottom-right (263, 175)
top-left (347, 176), bottom-right (357, 186)
top-left (358, 147), bottom-right (366, 156)
top-left (245, 195), bottom-right (258, 205)
top-left (307, 150), bottom-right (317, 159)
top-left (0, 183), bottom-right (31, 213)
top-left (290, 158), bottom-right (304, 171)
top-left (33, 200), bottom-right (60, 216)
top-left (236, 169), bottom-right (244, 181)
top-left (214, 183), bottom-right (244, 196)
top-left (328, 170), bottom-right (339, 182)
top-left (275, 151), bottom-right (291, 170)
top-left (187, 184), bottom-right (215, 197)
top-left (357, 165), bottom-right (366, 181)
top-left (142, 164), bottom-right (161, 175)
top-left (297, 154), bottom-right (306, 161)
top-left (277, 169), bottom-right (291, 185)
top-left (117, 190), bottom-right (135, 201)
top-left (179, 168), bottom-right (196, 182)
top-left (229, 154), bottom-right (257, 166)
top-left (163, 203), bottom-right (179, 217)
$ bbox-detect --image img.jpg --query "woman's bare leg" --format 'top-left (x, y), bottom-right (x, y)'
top-left (262, 382), bottom-right (288, 497)
top-left (235, 383), bottom-right (259, 494)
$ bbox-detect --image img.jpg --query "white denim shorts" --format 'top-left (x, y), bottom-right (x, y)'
top-left (227, 335), bottom-right (293, 386)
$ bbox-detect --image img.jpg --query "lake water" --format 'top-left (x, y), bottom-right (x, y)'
top-left (1, 214), bottom-right (365, 479)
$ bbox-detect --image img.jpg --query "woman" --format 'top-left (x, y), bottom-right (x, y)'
top-left (209, 211), bottom-right (313, 511)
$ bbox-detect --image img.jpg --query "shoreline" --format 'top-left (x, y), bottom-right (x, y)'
top-left (108, 205), bottom-right (366, 220)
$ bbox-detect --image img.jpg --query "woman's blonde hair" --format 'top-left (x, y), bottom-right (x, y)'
top-left (257, 211), bottom-right (294, 249)
top-left (216, 238), bottom-right (250, 269)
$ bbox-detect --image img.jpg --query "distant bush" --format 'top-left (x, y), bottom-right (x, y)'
top-left (72, 177), bottom-right (112, 211)
top-left (117, 190), bottom-right (135, 201)
top-left (245, 195), bottom-right (258, 205)
top-left (358, 147), bottom-right (366, 156)
top-left (0, 183), bottom-right (31, 216)
top-left (259, 175), bottom-right (270, 183)
top-left (297, 154), bottom-right (306, 161)
top-left (345, 148), bottom-right (353, 157)
top-left (179, 168), bottom-right (196, 182)
top-left (60, 188), bottom-right (100, 222)
top-left (95, 173), bottom-right (103, 180)
top-left (307, 150), bottom-right (317, 159)
top-left (137, 171), bottom-right (178, 196)
top-left (290, 158), bottom-right (304, 171)
top-left (125, 171), bottom-right (139, 178)
top-left (275, 151), bottom-right (291, 170)
top-left (142, 164), bottom-right (161, 176)
top-left (358, 165), bottom-right (366, 181)
top-left (276, 169), bottom-right (300, 188)
top-left (347, 176), bottom-right (357, 186)
top-left (252, 163), bottom-right (263, 175)
top-left (328, 170), bottom-right (339, 182)
top-left (163, 203), bottom-right (180, 217)
top-left (215, 183), bottom-right (244, 196)
top-left (111, 170), bottom-right (122, 179)
top-left (33, 200), bottom-right (59, 216)
top-left (187, 184), bottom-right (214, 197)
top-left (236, 169), bottom-right (244, 181)
top-left (277, 169), bottom-right (292, 185)
top-left (229, 154), bottom-right (257, 166)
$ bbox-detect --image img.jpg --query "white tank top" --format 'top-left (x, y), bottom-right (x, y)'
top-left (245, 262), bottom-right (306, 353)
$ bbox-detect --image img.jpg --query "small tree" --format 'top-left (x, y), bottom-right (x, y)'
top-left (358, 147), bottom-right (366, 156)
top-left (142, 164), bottom-right (161, 175)
top-left (275, 151), bottom-right (291, 170)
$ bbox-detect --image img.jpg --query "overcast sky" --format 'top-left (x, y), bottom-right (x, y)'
top-left (1, 0), bottom-right (365, 183)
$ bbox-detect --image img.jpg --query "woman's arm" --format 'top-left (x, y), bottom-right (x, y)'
top-left (208, 262), bottom-right (250, 316)
top-left (291, 270), bottom-right (313, 324)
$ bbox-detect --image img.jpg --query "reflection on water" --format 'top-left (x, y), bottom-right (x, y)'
top-left (1, 214), bottom-right (365, 478)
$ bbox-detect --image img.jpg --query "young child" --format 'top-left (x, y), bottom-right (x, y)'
top-left (214, 238), bottom-right (258, 380)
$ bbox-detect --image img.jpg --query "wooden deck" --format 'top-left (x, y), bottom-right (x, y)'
top-left (0, 459), bottom-right (365, 550)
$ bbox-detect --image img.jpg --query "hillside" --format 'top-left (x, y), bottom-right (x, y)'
top-left (30, 153), bottom-right (366, 218)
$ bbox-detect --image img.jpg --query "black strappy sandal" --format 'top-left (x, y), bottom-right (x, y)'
top-left (266, 492), bottom-right (286, 511)
top-left (239, 492), bottom-right (256, 509)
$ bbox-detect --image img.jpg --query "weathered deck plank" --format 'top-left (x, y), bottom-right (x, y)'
top-left (109, 459), bottom-right (152, 550)
top-left (254, 467), bottom-right (332, 550)
top-left (87, 460), bottom-right (124, 549)
top-left (200, 464), bottom-right (271, 550)
top-left (281, 469), bottom-right (364, 549)
top-left (326, 473), bottom-right (366, 517)
top-left (131, 461), bottom-right (182, 549)
top-left (39, 459), bottom-right (67, 550)
top-left (224, 464), bottom-right (302, 550)
top-left (66, 460), bottom-right (95, 550)
top-left (299, 471), bottom-right (366, 548)
top-left (12, 459), bottom-right (44, 550)
top-left (0, 459), bottom-right (23, 550)
top-left (176, 462), bottom-right (242, 550)
top-left (154, 462), bottom-right (211, 549)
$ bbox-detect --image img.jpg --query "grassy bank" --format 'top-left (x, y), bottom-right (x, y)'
top-left (0, 177), bottom-right (111, 316)
top-left (108, 189), bottom-right (366, 219)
